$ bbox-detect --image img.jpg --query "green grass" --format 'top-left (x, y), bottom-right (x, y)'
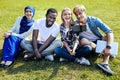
top-left (0, 0), bottom-right (120, 80)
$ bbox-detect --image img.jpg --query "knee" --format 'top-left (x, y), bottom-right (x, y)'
top-left (80, 38), bottom-right (90, 45)
top-left (20, 40), bottom-right (25, 47)
top-left (84, 45), bottom-right (92, 52)
top-left (20, 40), bottom-right (30, 49)
top-left (54, 40), bottom-right (62, 47)
top-left (54, 47), bottom-right (61, 55)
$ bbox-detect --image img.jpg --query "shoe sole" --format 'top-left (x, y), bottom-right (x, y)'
top-left (45, 55), bottom-right (54, 61)
top-left (97, 64), bottom-right (113, 75)
top-left (4, 61), bottom-right (14, 68)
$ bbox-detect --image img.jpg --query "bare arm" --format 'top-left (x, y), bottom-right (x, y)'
top-left (32, 29), bottom-right (39, 50)
top-left (106, 32), bottom-right (114, 46)
top-left (38, 35), bottom-right (56, 53)
top-left (103, 32), bottom-right (114, 55)
top-left (32, 29), bottom-right (42, 59)
top-left (72, 38), bottom-right (79, 55)
top-left (62, 41), bottom-right (74, 55)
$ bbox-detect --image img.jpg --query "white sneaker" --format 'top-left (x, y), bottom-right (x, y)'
top-left (80, 57), bottom-right (90, 65)
top-left (45, 54), bottom-right (54, 61)
top-left (24, 54), bottom-right (28, 59)
top-left (59, 57), bottom-right (67, 62)
top-left (24, 54), bottom-right (28, 60)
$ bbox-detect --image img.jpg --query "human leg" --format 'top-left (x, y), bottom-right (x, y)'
top-left (20, 40), bottom-right (34, 53)
top-left (54, 47), bottom-right (76, 62)
top-left (1, 36), bottom-right (21, 67)
top-left (80, 38), bottom-right (96, 50)
top-left (81, 38), bottom-right (114, 74)
top-left (97, 52), bottom-right (114, 74)
top-left (2, 36), bottom-right (21, 61)
top-left (97, 35), bottom-right (114, 74)
top-left (41, 40), bottom-right (62, 61)
top-left (97, 54), bottom-right (114, 75)
top-left (75, 45), bottom-right (92, 65)
top-left (41, 40), bottom-right (62, 56)
top-left (75, 45), bottom-right (92, 58)
top-left (55, 47), bottom-right (90, 65)
top-left (20, 40), bottom-right (35, 60)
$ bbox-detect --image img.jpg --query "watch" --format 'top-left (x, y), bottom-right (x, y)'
top-left (106, 45), bottom-right (111, 49)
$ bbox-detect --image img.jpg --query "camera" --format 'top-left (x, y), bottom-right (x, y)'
top-left (72, 22), bottom-right (86, 35)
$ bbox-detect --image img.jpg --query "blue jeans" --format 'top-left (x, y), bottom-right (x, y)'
top-left (54, 45), bottom-right (92, 62)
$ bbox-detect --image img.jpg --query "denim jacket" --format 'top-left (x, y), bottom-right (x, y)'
top-left (76, 16), bottom-right (112, 39)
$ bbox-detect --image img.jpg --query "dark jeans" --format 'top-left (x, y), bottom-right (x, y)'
top-left (54, 45), bottom-right (92, 62)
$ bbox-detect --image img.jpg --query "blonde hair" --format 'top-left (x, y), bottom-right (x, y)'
top-left (61, 8), bottom-right (74, 25)
top-left (73, 4), bottom-right (86, 14)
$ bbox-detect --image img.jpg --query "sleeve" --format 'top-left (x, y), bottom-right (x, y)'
top-left (8, 17), bottom-right (34, 39)
top-left (32, 20), bottom-right (39, 30)
top-left (16, 25), bottom-right (34, 39)
top-left (8, 17), bottom-right (21, 33)
top-left (95, 17), bottom-right (112, 33)
top-left (60, 25), bottom-right (65, 41)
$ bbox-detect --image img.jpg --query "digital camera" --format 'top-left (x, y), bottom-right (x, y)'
top-left (72, 23), bottom-right (86, 35)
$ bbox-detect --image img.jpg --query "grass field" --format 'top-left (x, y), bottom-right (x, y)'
top-left (0, 0), bottom-right (120, 80)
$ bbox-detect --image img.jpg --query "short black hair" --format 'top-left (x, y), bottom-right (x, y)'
top-left (46, 8), bottom-right (58, 17)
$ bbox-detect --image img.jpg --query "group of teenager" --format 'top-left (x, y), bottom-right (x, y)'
top-left (0, 4), bottom-right (114, 75)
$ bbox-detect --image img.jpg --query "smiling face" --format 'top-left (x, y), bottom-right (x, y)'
top-left (46, 12), bottom-right (57, 27)
top-left (74, 11), bottom-right (87, 23)
top-left (73, 5), bottom-right (87, 24)
top-left (62, 8), bottom-right (72, 23)
top-left (25, 9), bottom-right (33, 20)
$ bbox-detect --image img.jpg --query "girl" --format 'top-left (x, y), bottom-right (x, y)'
top-left (0, 6), bottom-right (35, 68)
top-left (54, 8), bottom-right (91, 65)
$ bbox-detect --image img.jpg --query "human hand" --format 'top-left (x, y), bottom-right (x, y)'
top-left (103, 48), bottom-right (111, 56)
top-left (69, 49), bottom-right (75, 56)
top-left (4, 32), bottom-right (11, 38)
top-left (90, 42), bottom-right (96, 50)
top-left (34, 49), bottom-right (42, 59)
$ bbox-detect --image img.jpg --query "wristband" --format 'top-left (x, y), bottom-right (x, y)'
top-left (106, 45), bottom-right (111, 49)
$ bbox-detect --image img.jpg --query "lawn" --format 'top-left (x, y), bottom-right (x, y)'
top-left (0, 0), bottom-right (120, 80)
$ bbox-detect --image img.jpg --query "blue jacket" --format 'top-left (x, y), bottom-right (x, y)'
top-left (76, 16), bottom-right (112, 39)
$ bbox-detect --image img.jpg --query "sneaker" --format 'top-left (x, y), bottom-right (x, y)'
top-left (59, 57), bottom-right (67, 62)
top-left (45, 54), bottom-right (54, 61)
top-left (0, 61), bottom-right (5, 67)
top-left (97, 63), bottom-right (114, 75)
top-left (80, 57), bottom-right (90, 65)
top-left (24, 54), bottom-right (34, 60)
top-left (4, 61), bottom-right (14, 68)
top-left (24, 54), bottom-right (28, 60)
top-left (24, 54), bottom-right (28, 58)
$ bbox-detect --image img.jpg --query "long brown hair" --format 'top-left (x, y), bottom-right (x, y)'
top-left (61, 8), bottom-right (75, 26)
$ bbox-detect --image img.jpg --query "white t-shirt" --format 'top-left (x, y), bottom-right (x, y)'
top-left (33, 18), bottom-right (60, 44)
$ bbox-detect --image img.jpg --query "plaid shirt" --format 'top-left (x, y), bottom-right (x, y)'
top-left (60, 23), bottom-right (77, 49)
